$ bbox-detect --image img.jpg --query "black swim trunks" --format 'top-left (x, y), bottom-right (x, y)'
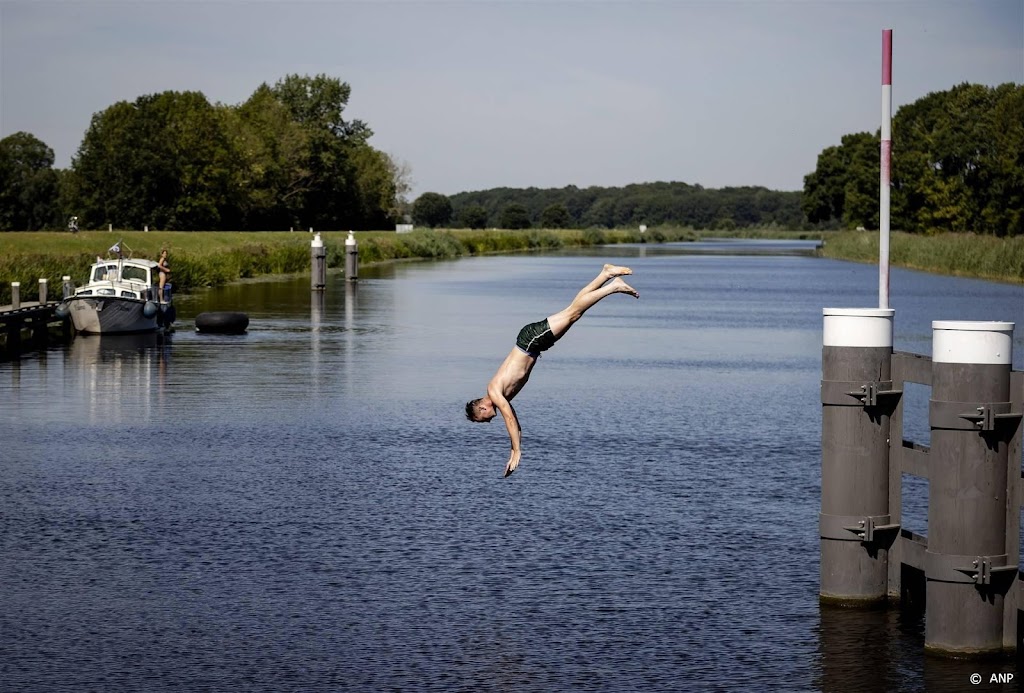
top-left (516, 318), bottom-right (558, 356)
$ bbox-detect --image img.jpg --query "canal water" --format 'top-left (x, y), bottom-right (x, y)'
top-left (2, 243), bottom-right (1022, 691)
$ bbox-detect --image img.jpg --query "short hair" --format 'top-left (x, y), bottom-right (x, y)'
top-left (465, 398), bottom-right (484, 422)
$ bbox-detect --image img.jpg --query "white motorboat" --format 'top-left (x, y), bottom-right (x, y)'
top-left (57, 243), bottom-right (176, 334)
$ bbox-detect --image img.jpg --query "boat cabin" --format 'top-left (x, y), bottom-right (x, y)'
top-left (75, 259), bottom-right (161, 301)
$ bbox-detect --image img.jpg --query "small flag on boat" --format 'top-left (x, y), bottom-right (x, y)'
top-left (108, 242), bottom-right (121, 256)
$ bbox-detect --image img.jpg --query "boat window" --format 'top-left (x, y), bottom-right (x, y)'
top-left (120, 291), bottom-right (137, 298)
top-left (93, 265), bottom-right (119, 281)
top-left (78, 290), bottom-right (93, 295)
top-left (122, 266), bottom-right (147, 282)
top-left (97, 288), bottom-right (116, 296)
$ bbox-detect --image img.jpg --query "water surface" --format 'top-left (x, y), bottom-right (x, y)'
top-left (2, 244), bottom-right (1022, 691)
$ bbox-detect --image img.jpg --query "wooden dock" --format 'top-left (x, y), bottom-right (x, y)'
top-left (0, 302), bottom-right (72, 358)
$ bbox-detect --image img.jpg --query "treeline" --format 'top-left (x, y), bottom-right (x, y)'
top-left (423, 182), bottom-right (805, 230)
top-left (0, 74), bottom-right (410, 232)
top-left (804, 82), bottom-right (1023, 236)
top-left (4, 76), bottom-right (1019, 237)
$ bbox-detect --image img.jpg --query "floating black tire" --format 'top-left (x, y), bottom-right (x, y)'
top-left (195, 311), bottom-right (249, 334)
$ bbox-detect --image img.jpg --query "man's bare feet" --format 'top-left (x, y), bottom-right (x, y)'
top-left (610, 277), bottom-right (639, 298)
top-left (603, 264), bottom-right (633, 277)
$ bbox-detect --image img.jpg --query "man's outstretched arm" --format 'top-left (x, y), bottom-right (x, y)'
top-left (489, 390), bottom-right (522, 477)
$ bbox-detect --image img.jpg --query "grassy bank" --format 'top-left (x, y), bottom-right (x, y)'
top-left (818, 230), bottom-right (1024, 284)
top-left (1, 227), bottom-right (1019, 304)
top-left (0, 227), bottom-right (697, 304)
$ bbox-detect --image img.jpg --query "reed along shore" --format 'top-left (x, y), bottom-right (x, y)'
top-left (0, 228), bottom-right (695, 304)
top-left (817, 230), bottom-right (1024, 285)
top-left (1, 227), bottom-right (1019, 305)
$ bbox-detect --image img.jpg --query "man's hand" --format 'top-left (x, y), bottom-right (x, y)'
top-left (504, 449), bottom-right (521, 478)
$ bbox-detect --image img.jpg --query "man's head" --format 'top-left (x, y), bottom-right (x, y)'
top-left (465, 397), bottom-right (496, 423)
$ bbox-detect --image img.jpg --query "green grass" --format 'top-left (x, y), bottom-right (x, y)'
top-left (1, 226), bottom-right (1019, 304)
top-left (818, 231), bottom-right (1024, 284)
top-left (0, 227), bottom-right (699, 304)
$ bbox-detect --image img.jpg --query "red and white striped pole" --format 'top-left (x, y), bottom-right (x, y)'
top-left (879, 29), bottom-right (892, 309)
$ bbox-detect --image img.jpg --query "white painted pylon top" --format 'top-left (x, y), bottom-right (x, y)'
top-left (933, 321), bottom-right (1014, 364)
top-left (823, 307), bottom-right (895, 347)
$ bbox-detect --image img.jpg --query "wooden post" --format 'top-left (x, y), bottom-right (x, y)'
top-left (345, 231), bottom-right (358, 282)
top-left (925, 320), bottom-right (1015, 656)
top-left (820, 308), bottom-right (897, 604)
top-left (38, 278), bottom-right (47, 304)
top-left (62, 276), bottom-right (74, 299)
top-left (11, 282), bottom-right (20, 310)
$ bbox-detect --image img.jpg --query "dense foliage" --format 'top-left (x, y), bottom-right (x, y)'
top-left (0, 132), bottom-right (60, 230)
top-left (411, 192), bottom-right (452, 228)
top-left (804, 82), bottom-right (1023, 236)
top-left (0, 75), bottom-right (407, 231)
top-left (446, 181), bottom-right (805, 230)
top-left (4, 77), bottom-right (1019, 237)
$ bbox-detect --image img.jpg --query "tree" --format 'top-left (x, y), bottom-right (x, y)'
top-left (69, 91), bottom-right (235, 230)
top-left (982, 85), bottom-right (1024, 235)
top-left (227, 83), bottom-right (312, 229)
top-left (0, 132), bottom-right (59, 230)
top-left (446, 182), bottom-right (804, 231)
top-left (271, 73), bottom-right (369, 141)
top-left (539, 203), bottom-right (571, 228)
top-left (805, 82), bottom-right (1024, 236)
top-left (498, 203), bottom-right (531, 229)
top-left (231, 77), bottom-right (396, 230)
top-left (269, 74), bottom-right (372, 228)
top-left (384, 153), bottom-right (414, 223)
top-left (349, 145), bottom-right (399, 229)
top-left (458, 204), bottom-right (488, 229)
top-left (64, 74), bottom-right (398, 231)
top-left (802, 132), bottom-right (877, 228)
top-left (581, 198), bottom-right (616, 228)
top-left (412, 192), bottom-right (452, 227)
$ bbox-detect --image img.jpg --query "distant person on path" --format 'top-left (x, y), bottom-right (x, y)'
top-left (465, 264), bottom-right (639, 477)
top-left (156, 248), bottom-right (171, 303)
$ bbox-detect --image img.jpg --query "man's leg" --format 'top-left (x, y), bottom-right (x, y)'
top-left (547, 264), bottom-right (638, 339)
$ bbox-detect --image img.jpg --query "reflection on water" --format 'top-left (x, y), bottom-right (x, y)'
top-left (66, 334), bottom-right (171, 424)
top-left (817, 605), bottom-right (1020, 692)
top-left (1, 244), bottom-right (1022, 691)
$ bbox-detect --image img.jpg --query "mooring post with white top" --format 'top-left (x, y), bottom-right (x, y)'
top-left (62, 276), bottom-right (74, 299)
top-left (311, 232), bottom-right (327, 291)
top-left (820, 308), bottom-right (900, 604)
top-left (38, 278), bottom-right (47, 305)
top-left (925, 321), bottom-right (1018, 657)
top-left (345, 231), bottom-right (358, 282)
top-left (10, 282), bottom-right (20, 310)
top-left (879, 28), bottom-right (892, 310)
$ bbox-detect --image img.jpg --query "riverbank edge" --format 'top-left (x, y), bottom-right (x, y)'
top-left (816, 230), bottom-right (1024, 286)
top-left (1, 228), bottom-right (1020, 304)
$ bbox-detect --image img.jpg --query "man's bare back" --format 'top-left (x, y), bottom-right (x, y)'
top-left (465, 264), bottom-right (638, 477)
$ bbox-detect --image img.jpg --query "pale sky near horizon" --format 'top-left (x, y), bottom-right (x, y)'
top-left (1, 0), bottom-right (1021, 198)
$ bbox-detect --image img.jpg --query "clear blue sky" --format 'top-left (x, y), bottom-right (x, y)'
top-left (1, 0), bottom-right (1021, 197)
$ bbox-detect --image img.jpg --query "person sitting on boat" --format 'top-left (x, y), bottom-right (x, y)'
top-left (156, 249), bottom-right (171, 303)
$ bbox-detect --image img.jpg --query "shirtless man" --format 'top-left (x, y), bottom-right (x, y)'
top-left (465, 264), bottom-right (639, 477)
